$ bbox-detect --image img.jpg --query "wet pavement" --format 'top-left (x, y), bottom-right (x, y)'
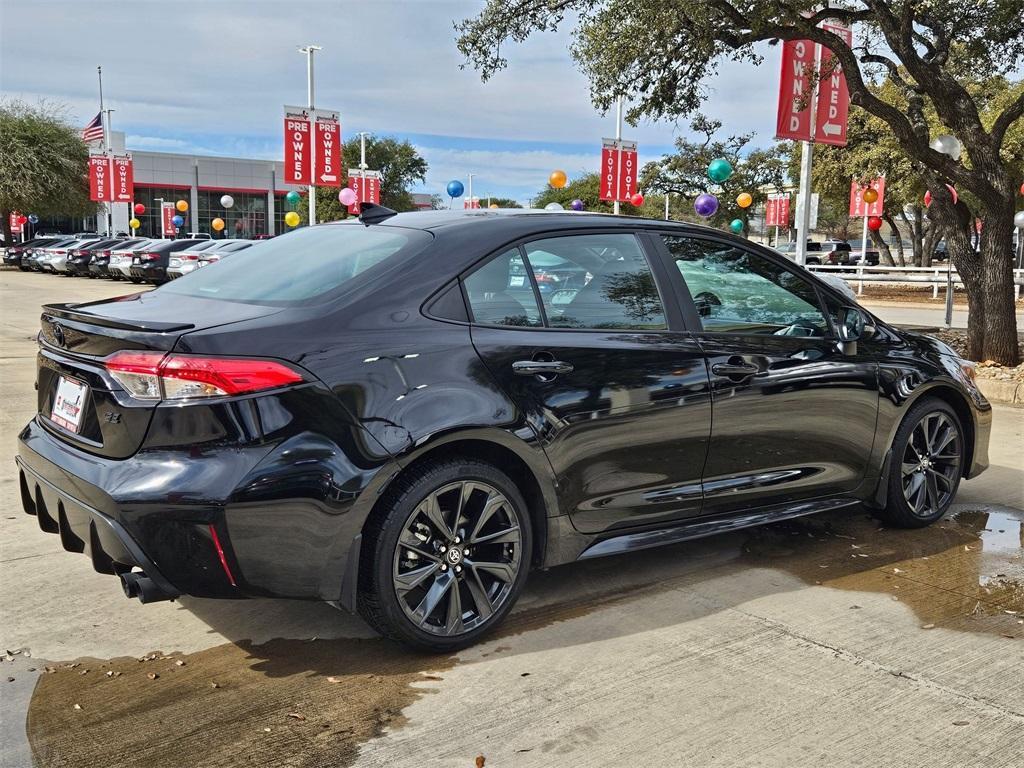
top-left (2, 271), bottom-right (1023, 768)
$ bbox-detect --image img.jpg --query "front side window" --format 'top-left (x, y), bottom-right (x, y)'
top-left (524, 234), bottom-right (666, 330)
top-left (463, 248), bottom-right (543, 327)
top-left (662, 235), bottom-right (829, 337)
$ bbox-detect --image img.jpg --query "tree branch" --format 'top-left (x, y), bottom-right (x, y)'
top-left (992, 90), bottom-right (1024, 147)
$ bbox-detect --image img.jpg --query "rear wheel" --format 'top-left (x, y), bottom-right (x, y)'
top-left (880, 398), bottom-right (963, 528)
top-left (358, 459), bottom-right (532, 652)
top-left (130, 277), bottom-right (143, 284)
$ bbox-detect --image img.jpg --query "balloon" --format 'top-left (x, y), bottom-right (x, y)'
top-left (707, 158), bottom-right (733, 183)
top-left (212, 217), bottom-right (225, 232)
top-left (218, 194), bottom-right (234, 209)
top-left (630, 193), bottom-right (645, 207)
top-left (171, 215), bottom-right (184, 227)
top-left (129, 218), bottom-right (141, 229)
top-left (549, 170), bottom-right (568, 189)
top-left (1020, 182), bottom-right (1024, 196)
top-left (867, 216), bottom-right (883, 231)
top-left (694, 193), bottom-right (719, 218)
top-left (862, 188), bottom-right (878, 204)
top-left (133, 203), bottom-right (146, 215)
top-left (736, 192), bottom-right (753, 209)
top-left (338, 187), bottom-right (357, 206)
top-left (446, 180), bottom-right (464, 198)
top-left (1014, 211), bottom-right (1024, 229)
top-left (570, 199), bottom-right (585, 211)
top-left (544, 202), bottom-right (564, 211)
top-left (729, 219), bottom-right (744, 233)
top-left (285, 190), bottom-right (300, 205)
top-left (489, 203), bottom-right (499, 209)
top-left (930, 134), bottom-right (962, 161)
top-left (284, 211), bottom-right (300, 227)
top-left (924, 184), bottom-right (958, 207)
top-left (17, 215), bottom-right (27, 224)
top-left (28, 214), bottom-right (39, 224)
top-left (175, 200), bottom-right (189, 212)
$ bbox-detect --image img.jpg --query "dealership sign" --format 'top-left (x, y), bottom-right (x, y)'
top-left (765, 194), bottom-right (791, 227)
top-left (284, 105), bottom-right (342, 187)
top-left (9, 212), bottom-right (23, 234)
top-left (89, 154), bottom-right (134, 202)
top-left (161, 202), bottom-right (177, 236)
top-left (346, 169), bottom-right (381, 214)
top-left (774, 21), bottom-right (852, 146)
top-left (849, 177), bottom-right (886, 217)
top-left (599, 138), bottom-right (638, 202)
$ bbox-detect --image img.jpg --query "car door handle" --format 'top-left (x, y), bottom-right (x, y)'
top-left (512, 360), bottom-right (574, 376)
top-left (711, 362), bottom-right (759, 378)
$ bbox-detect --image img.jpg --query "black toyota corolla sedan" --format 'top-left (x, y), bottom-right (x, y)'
top-left (16, 207), bottom-right (991, 651)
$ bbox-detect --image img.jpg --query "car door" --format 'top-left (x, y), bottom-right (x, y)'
top-left (465, 231), bottom-right (712, 534)
top-left (654, 233), bottom-right (879, 515)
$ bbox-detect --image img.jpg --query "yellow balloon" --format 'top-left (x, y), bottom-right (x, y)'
top-left (176, 199), bottom-right (189, 212)
top-left (129, 218), bottom-right (141, 229)
top-left (736, 192), bottom-right (753, 209)
top-left (489, 203), bottom-right (499, 209)
top-left (863, 188), bottom-right (879, 203)
top-left (212, 217), bottom-right (225, 231)
top-left (549, 169), bottom-right (568, 189)
top-left (284, 211), bottom-right (300, 227)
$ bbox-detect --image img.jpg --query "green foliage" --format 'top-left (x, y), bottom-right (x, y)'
top-left (640, 115), bottom-right (788, 234)
top-left (0, 99), bottom-right (97, 239)
top-left (485, 197), bottom-right (523, 208)
top-left (300, 134), bottom-right (428, 224)
top-left (532, 172), bottom-right (664, 218)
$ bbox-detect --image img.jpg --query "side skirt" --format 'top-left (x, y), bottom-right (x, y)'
top-left (577, 496), bottom-right (861, 561)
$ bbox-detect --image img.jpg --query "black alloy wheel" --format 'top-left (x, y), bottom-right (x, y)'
top-left (358, 459), bottom-right (531, 651)
top-left (883, 399), bottom-right (963, 528)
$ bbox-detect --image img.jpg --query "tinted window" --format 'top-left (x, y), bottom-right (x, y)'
top-left (524, 234), bottom-right (666, 330)
top-left (663, 236), bottom-right (829, 337)
top-left (161, 225), bottom-right (431, 304)
top-left (464, 248), bottom-right (542, 327)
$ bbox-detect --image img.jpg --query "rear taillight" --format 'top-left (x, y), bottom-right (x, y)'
top-left (105, 352), bottom-right (305, 400)
top-left (54, 250), bottom-right (66, 255)
top-left (141, 252), bottom-right (160, 261)
top-left (184, 254), bottom-right (199, 261)
top-left (102, 250), bottom-right (112, 257)
top-left (74, 249), bottom-right (88, 256)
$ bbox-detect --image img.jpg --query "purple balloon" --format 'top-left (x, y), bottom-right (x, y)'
top-left (694, 193), bottom-right (719, 218)
top-left (570, 199), bottom-right (585, 211)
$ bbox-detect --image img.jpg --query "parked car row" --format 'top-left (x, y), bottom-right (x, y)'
top-left (3, 234), bottom-right (252, 283)
top-left (773, 240), bottom-right (881, 266)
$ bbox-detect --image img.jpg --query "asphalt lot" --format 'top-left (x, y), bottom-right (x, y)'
top-left (1, 269), bottom-right (1022, 768)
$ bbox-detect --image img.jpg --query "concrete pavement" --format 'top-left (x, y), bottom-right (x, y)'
top-left (1, 270), bottom-right (1022, 768)
top-left (859, 299), bottom-right (1024, 330)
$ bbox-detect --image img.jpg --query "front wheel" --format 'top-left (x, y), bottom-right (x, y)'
top-left (881, 398), bottom-right (964, 528)
top-left (358, 459), bottom-right (532, 652)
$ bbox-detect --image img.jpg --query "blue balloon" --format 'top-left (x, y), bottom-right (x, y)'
top-left (28, 214), bottom-right (39, 224)
top-left (171, 215), bottom-right (184, 226)
top-left (570, 199), bottom-right (585, 211)
top-left (446, 180), bottom-right (465, 198)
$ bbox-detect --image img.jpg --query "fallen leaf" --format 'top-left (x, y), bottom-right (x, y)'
top-left (262, 727), bottom-right (271, 733)
top-left (952, 721), bottom-right (970, 726)
top-left (287, 713), bottom-right (306, 721)
top-left (211, 682), bottom-right (220, 689)
top-left (147, 673), bottom-right (159, 680)
top-left (893, 568), bottom-right (904, 574)
top-left (921, 624), bottom-right (936, 630)
top-left (175, 660), bottom-right (186, 667)
top-left (520, 672), bottom-right (531, 677)
top-left (6, 677), bottom-right (14, 683)
top-left (422, 675), bottom-right (443, 681)
top-left (79, 670), bottom-right (89, 675)
top-left (326, 676), bottom-right (343, 684)
top-left (106, 671), bottom-right (115, 677)
top-left (476, 757), bottom-right (486, 768)
top-left (73, 704), bottom-right (82, 711)
top-left (1002, 634), bottom-right (1017, 640)
top-left (850, 605), bottom-right (862, 610)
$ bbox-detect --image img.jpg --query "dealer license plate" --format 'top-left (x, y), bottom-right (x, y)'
top-left (51, 376), bottom-right (88, 433)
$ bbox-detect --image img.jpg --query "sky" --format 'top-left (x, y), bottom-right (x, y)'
top-left (0, 0), bottom-right (782, 206)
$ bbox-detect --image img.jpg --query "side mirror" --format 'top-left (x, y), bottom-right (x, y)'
top-left (836, 306), bottom-right (875, 354)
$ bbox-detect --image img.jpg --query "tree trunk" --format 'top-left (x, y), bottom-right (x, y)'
top-left (977, 202), bottom-right (1020, 365)
top-left (922, 222), bottom-right (937, 269)
top-left (884, 213), bottom-right (905, 266)
top-left (942, 207), bottom-right (984, 359)
top-left (0, 208), bottom-right (13, 251)
top-left (871, 227), bottom-right (896, 267)
top-left (912, 206), bottom-right (925, 267)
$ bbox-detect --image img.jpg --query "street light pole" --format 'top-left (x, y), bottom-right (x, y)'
top-left (613, 96), bottom-right (623, 216)
top-left (468, 173), bottom-right (475, 210)
top-left (299, 44), bottom-right (322, 225)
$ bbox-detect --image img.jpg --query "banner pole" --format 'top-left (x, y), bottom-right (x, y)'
top-left (613, 96), bottom-right (622, 215)
top-left (300, 45), bottom-right (322, 225)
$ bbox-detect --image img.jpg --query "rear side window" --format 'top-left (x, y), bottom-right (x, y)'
top-left (160, 225), bottom-right (431, 304)
top-left (463, 248), bottom-right (542, 327)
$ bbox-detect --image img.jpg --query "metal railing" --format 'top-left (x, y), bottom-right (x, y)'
top-left (805, 263), bottom-right (1024, 301)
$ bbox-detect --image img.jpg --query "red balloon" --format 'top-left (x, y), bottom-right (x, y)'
top-left (1020, 182), bottom-right (1024, 196)
top-left (134, 203), bottom-right (146, 215)
top-left (630, 193), bottom-right (645, 207)
top-left (17, 215), bottom-right (27, 224)
top-left (924, 184), bottom-right (958, 207)
top-left (867, 216), bottom-right (883, 231)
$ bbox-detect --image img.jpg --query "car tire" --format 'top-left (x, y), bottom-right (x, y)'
top-left (807, 257), bottom-right (821, 265)
top-left (130, 277), bottom-right (143, 284)
top-left (879, 398), bottom-right (964, 528)
top-left (357, 458), bottom-right (532, 652)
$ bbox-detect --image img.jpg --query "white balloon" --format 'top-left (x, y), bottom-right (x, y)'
top-left (929, 134), bottom-right (962, 161)
top-left (220, 194), bottom-right (235, 208)
top-left (544, 202), bottom-right (564, 210)
top-left (1014, 210), bottom-right (1024, 229)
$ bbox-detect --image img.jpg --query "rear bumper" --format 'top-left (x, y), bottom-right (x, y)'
top-left (129, 264), bottom-right (166, 281)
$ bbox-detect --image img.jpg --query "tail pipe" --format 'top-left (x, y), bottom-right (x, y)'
top-left (120, 571), bottom-right (176, 603)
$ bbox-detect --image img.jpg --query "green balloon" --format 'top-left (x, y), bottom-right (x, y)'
top-left (708, 158), bottom-right (734, 183)
top-left (286, 190), bottom-right (301, 205)
top-left (729, 218), bottom-right (744, 233)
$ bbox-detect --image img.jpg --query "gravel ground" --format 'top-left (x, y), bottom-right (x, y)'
top-left (925, 329), bottom-right (1024, 382)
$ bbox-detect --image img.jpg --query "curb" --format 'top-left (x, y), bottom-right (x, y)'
top-left (976, 378), bottom-right (1023, 405)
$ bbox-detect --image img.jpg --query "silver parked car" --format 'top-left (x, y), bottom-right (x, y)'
top-left (193, 240), bottom-right (254, 270)
top-left (165, 240), bottom-right (226, 279)
top-left (109, 239), bottom-right (169, 280)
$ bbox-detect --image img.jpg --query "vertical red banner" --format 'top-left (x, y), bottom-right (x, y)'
top-left (600, 141), bottom-right (618, 201)
top-left (346, 173), bottom-right (360, 215)
top-left (599, 139), bottom-right (638, 202)
top-left (10, 212), bottom-right (23, 234)
top-left (89, 156), bottom-right (112, 202)
top-left (814, 22), bottom-right (852, 146)
top-left (849, 177), bottom-right (886, 217)
top-left (347, 170), bottom-right (382, 214)
top-left (618, 141), bottom-right (637, 201)
top-left (112, 155), bottom-right (134, 203)
top-left (765, 194), bottom-right (791, 227)
top-left (365, 172), bottom-right (380, 206)
top-left (283, 106), bottom-right (311, 185)
top-left (314, 111), bottom-right (341, 187)
top-left (775, 39), bottom-right (816, 141)
top-left (161, 203), bottom-right (177, 236)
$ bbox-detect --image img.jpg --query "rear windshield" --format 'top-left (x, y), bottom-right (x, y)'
top-left (160, 224), bottom-right (432, 305)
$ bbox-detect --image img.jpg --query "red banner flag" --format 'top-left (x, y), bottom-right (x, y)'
top-left (314, 111), bottom-right (341, 187)
top-left (599, 139), bottom-right (639, 202)
top-left (849, 177), bottom-right (886, 217)
top-left (775, 39), bottom-right (817, 142)
top-left (283, 105), bottom-right (312, 186)
top-left (89, 156), bottom-right (112, 202)
top-left (814, 22), bottom-right (852, 146)
top-left (346, 169), bottom-right (382, 214)
top-left (9, 212), bottom-right (23, 234)
top-left (112, 155), bottom-right (134, 203)
top-left (765, 194), bottom-right (791, 228)
top-left (161, 202), bottom-right (177, 236)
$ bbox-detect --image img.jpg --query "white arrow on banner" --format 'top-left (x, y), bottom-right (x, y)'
top-left (320, 174), bottom-right (337, 182)
top-left (820, 123), bottom-right (842, 136)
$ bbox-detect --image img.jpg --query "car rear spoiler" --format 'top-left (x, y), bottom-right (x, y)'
top-left (42, 303), bottom-right (196, 333)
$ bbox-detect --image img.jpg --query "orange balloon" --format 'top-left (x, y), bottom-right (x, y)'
top-left (549, 170), bottom-right (568, 189)
top-left (862, 188), bottom-right (878, 204)
top-left (211, 217), bottom-right (225, 231)
top-left (489, 203), bottom-right (499, 209)
top-left (175, 199), bottom-right (189, 212)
